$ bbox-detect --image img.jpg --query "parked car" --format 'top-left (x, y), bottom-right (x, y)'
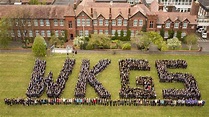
top-left (202, 31), bottom-right (208, 39)
top-left (198, 28), bottom-right (205, 33)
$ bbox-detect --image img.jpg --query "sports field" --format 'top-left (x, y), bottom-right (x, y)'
top-left (0, 52), bottom-right (209, 117)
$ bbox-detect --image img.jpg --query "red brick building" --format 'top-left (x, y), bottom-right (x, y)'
top-left (0, 0), bottom-right (197, 41)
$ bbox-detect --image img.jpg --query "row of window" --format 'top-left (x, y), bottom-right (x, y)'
top-left (156, 22), bottom-right (188, 29)
top-left (78, 30), bottom-right (128, 36)
top-left (160, 0), bottom-right (192, 5)
top-left (14, 19), bottom-right (64, 27)
top-left (77, 19), bottom-right (128, 26)
top-left (11, 30), bottom-right (65, 38)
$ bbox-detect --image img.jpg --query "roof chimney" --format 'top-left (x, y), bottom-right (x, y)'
top-left (128, 8), bottom-right (131, 17)
top-left (109, 7), bottom-right (112, 19)
top-left (190, 1), bottom-right (200, 15)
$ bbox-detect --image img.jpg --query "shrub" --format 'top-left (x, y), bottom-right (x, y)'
top-left (122, 43), bottom-right (131, 50)
top-left (85, 44), bottom-right (94, 50)
top-left (32, 35), bottom-right (47, 57)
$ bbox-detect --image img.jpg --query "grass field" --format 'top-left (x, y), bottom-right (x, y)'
top-left (0, 52), bottom-right (209, 117)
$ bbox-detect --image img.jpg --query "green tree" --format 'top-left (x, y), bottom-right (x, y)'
top-left (167, 37), bottom-right (181, 50)
top-left (0, 17), bottom-right (11, 49)
top-left (185, 33), bottom-right (198, 50)
top-left (176, 30), bottom-right (182, 40)
top-left (125, 29), bottom-right (131, 41)
top-left (88, 34), bottom-right (111, 49)
top-left (160, 29), bottom-right (165, 39)
top-left (168, 30), bottom-right (174, 39)
top-left (49, 35), bottom-right (60, 47)
top-left (120, 30), bottom-right (124, 40)
top-left (32, 35), bottom-right (47, 57)
top-left (29, 0), bottom-right (39, 5)
top-left (141, 24), bottom-right (147, 32)
top-left (138, 33), bottom-right (151, 50)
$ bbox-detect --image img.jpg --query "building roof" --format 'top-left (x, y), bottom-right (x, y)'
top-left (198, 0), bottom-right (209, 11)
top-left (156, 11), bottom-right (197, 24)
top-left (0, 5), bottom-right (75, 19)
top-left (21, 0), bottom-right (54, 3)
top-left (150, 0), bottom-right (159, 12)
top-left (95, 0), bottom-right (127, 2)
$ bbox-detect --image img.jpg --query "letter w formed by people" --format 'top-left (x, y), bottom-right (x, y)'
top-left (26, 58), bottom-right (75, 98)
top-left (74, 59), bottom-right (111, 99)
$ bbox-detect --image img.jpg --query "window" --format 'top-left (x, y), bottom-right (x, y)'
top-left (118, 30), bottom-right (121, 35)
top-left (55, 30), bottom-right (59, 37)
top-left (47, 30), bottom-right (51, 37)
top-left (131, 30), bottom-right (134, 37)
top-left (61, 30), bottom-right (65, 37)
top-left (99, 30), bottom-right (103, 34)
top-left (11, 30), bottom-right (15, 37)
top-left (105, 30), bottom-right (108, 35)
top-left (82, 19), bottom-right (85, 26)
top-left (174, 22), bottom-right (179, 28)
top-left (94, 20), bottom-right (97, 26)
top-left (35, 30), bottom-right (39, 36)
top-left (149, 21), bottom-right (154, 28)
top-left (105, 20), bottom-right (109, 26)
top-left (112, 20), bottom-right (116, 26)
top-left (123, 20), bottom-right (127, 26)
top-left (17, 30), bottom-right (21, 37)
top-left (15, 19), bottom-right (19, 26)
top-left (117, 19), bottom-right (122, 26)
top-left (79, 30), bottom-right (83, 36)
top-left (60, 20), bottom-right (64, 26)
top-left (124, 30), bottom-right (127, 36)
top-left (164, 31), bottom-right (168, 38)
top-left (94, 30), bottom-right (97, 34)
top-left (54, 19), bottom-right (58, 26)
top-left (85, 30), bottom-right (89, 36)
top-left (69, 21), bottom-right (72, 28)
top-left (183, 22), bottom-right (188, 28)
top-left (133, 19), bottom-right (138, 26)
top-left (46, 20), bottom-right (50, 26)
top-left (181, 32), bottom-right (186, 38)
top-left (29, 30), bottom-right (33, 37)
top-left (165, 22), bottom-right (170, 28)
top-left (86, 19), bottom-right (90, 26)
top-left (40, 19), bottom-right (44, 26)
top-left (112, 30), bottom-right (115, 36)
top-left (157, 24), bottom-right (162, 28)
top-left (27, 20), bottom-right (31, 26)
top-left (41, 30), bottom-right (45, 37)
top-left (139, 20), bottom-right (143, 26)
top-left (34, 19), bottom-right (38, 26)
top-left (99, 19), bottom-right (103, 26)
top-left (77, 19), bottom-right (81, 26)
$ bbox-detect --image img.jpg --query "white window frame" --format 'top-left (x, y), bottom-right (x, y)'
top-left (47, 30), bottom-right (51, 37)
top-left (117, 19), bottom-right (122, 26)
top-left (86, 19), bottom-right (90, 26)
top-left (85, 30), bottom-right (89, 36)
top-left (112, 30), bottom-right (115, 36)
top-left (165, 22), bottom-right (170, 28)
top-left (174, 22), bottom-right (179, 28)
top-left (55, 30), bottom-right (59, 37)
top-left (99, 19), bottom-right (103, 26)
top-left (94, 20), bottom-right (97, 26)
top-left (139, 20), bottom-right (143, 26)
top-left (34, 19), bottom-right (38, 26)
top-left (133, 19), bottom-right (138, 26)
top-left (54, 19), bottom-right (58, 26)
top-left (183, 22), bottom-right (188, 29)
top-left (123, 20), bottom-right (127, 26)
top-left (82, 19), bottom-right (85, 26)
top-left (60, 19), bottom-right (64, 26)
top-left (35, 30), bottom-right (39, 36)
top-left (112, 20), bottom-right (116, 26)
top-left (29, 30), bottom-right (33, 37)
top-left (40, 19), bottom-right (44, 26)
top-left (77, 19), bottom-right (81, 26)
top-left (41, 30), bottom-right (45, 37)
top-left (105, 30), bottom-right (108, 35)
top-left (46, 19), bottom-right (50, 26)
top-left (105, 20), bottom-right (109, 26)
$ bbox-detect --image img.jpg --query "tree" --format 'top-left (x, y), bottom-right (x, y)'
top-left (125, 29), bottom-right (131, 41)
top-left (32, 35), bottom-right (47, 57)
top-left (167, 37), bottom-right (181, 50)
top-left (185, 33), bottom-right (198, 50)
top-left (160, 29), bottom-right (165, 39)
top-left (49, 35), bottom-right (60, 47)
top-left (29, 0), bottom-right (39, 5)
top-left (88, 34), bottom-right (111, 49)
top-left (168, 30), bottom-right (174, 39)
top-left (141, 24), bottom-right (147, 32)
top-left (120, 30), bottom-right (124, 40)
top-left (176, 30), bottom-right (182, 40)
top-left (138, 33), bottom-right (151, 50)
top-left (0, 17), bottom-right (11, 48)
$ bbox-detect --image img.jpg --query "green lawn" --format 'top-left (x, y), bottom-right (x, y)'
top-left (0, 52), bottom-right (209, 117)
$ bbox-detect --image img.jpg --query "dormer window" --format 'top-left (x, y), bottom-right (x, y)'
top-left (183, 22), bottom-right (188, 29)
top-left (165, 21), bottom-right (170, 28)
top-left (174, 22), bottom-right (179, 28)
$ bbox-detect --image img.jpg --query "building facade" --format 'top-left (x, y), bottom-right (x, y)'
top-left (0, 0), bottom-right (197, 40)
top-left (197, 0), bottom-right (209, 33)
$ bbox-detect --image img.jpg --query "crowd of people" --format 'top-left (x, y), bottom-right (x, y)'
top-left (74, 59), bottom-right (111, 99)
top-left (26, 59), bottom-right (46, 98)
top-left (119, 59), bottom-right (156, 99)
top-left (4, 98), bottom-right (205, 106)
top-left (44, 58), bottom-right (75, 98)
top-left (155, 59), bottom-right (201, 100)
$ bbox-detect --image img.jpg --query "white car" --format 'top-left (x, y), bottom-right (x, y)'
top-left (198, 28), bottom-right (205, 33)
top-left (202, 32), bottom-right (208, 39)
